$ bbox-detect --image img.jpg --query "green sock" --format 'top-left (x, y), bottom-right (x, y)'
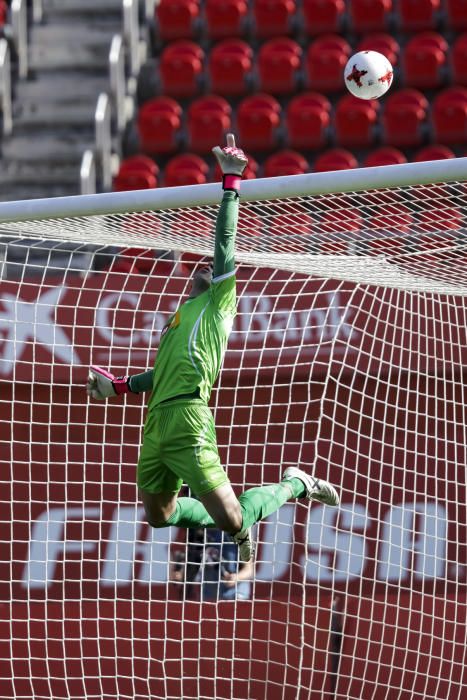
top-left (158, 478), bottom-right (305, 531)
top-left (164, 497), bottom-right (216, 528)
top-left (238, 478), bottom-right (305, 530)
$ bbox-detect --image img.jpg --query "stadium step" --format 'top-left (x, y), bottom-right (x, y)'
top-left (1, 132), bottom-right (93, 165)
top-left (14, 74), bottom-right (106, 105)
top-left (0, 161), bottom-right (80, 186)
top-left (13, 102), bottom-right (98, 130)
top-left (0, 184), bottom-right (80, 201)
top-left (42, 0), bottom-right (122, 19)
top-left (0, 0), bottom-right (124, 202)
top-left (29, 23), bottom-right (116, 73)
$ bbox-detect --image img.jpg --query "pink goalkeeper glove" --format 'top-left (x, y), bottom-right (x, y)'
top-left (212, 133), bottom-right (248, 192)
top-left (86, 366), bottom-right (132, 400)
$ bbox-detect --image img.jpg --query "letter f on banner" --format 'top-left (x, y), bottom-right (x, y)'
top-left (22, 507), bottom-right (100, 590)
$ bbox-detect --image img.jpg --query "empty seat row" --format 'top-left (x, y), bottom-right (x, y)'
top-left (155, 33), bottom-right (467, 99)
top-left (114, 151), bottom-right (255, 190)
top-left (114, 143), bottom-right (459, 192)
top-left (340, 86), bottom-right (467, 147)
top-left (156, 36), bottom-right (349, 97)
top-left (155, 0), bottom-right (467, 42)
top-left (136, 86), bottom-right (467, 155)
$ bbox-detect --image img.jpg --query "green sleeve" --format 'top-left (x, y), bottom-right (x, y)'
top-left (128, 370), bottom-right (154, 394)
top-left (213, 190), bottom-right (239, 278)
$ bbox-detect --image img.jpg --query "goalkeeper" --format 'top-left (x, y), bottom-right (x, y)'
top-left (87, 134), bottom-right (339, 562)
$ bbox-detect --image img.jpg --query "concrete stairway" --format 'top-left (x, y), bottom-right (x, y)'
top-left (0, 0), bottom-right (123, 201)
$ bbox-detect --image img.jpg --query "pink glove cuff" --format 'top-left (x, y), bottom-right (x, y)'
top-left (91, 366), bottom-right (130, 395)
top-left (113, 376), bottom-right (131, 395)
top-left (223, 174), bottom-right (241, 191)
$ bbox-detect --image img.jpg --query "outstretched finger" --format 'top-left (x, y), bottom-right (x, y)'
top-left (226, 133), bottom-right (235, 148)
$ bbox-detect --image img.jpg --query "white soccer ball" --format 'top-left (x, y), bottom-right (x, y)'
top-left (344, 50), bottom-right (393, 100)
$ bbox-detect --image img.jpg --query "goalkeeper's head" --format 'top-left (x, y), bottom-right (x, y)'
top-left (189, 262), bottom-right (213, 298)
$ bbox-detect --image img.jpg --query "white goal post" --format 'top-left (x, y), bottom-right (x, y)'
top-left (1, 158), bottom-right (466, 700)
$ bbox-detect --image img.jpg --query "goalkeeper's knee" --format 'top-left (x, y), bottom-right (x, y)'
top-left (146, 516), bottom-right (172, 529)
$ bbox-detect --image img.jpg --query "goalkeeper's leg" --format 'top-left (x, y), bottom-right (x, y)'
top-left (138, 401), bottom-right (339, 560)
top-left (142, 470), bottom-right (339, 562)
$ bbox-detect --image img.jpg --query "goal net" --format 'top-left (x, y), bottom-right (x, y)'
top-left (0, 158), bottom-right (466, 699)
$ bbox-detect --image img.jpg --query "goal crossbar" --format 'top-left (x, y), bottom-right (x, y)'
top-left (0, 157), bottom-right (466, 223)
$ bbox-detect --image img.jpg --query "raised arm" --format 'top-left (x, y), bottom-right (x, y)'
top-left (211, 134), bottom-right (248, 278)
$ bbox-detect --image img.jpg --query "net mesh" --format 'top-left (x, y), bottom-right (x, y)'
top-left (0, 177), bottom-right (466, 699)
top-left (1, 180), bottom-right (466, 292)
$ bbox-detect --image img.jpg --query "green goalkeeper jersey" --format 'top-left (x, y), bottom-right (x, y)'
top-left (146, 191), bottom-right (238, 407)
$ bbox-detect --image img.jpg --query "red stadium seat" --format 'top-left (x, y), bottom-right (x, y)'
top-left (414, 144), bottom-right (456, 161)
top-left (311, 34), bottom-right (352, 54)
top-left (432, 86), bottom-right (467, 143)
top-left (348, 0), bottom-right (392, 33)
top-left (208, 39), bottom-right (253, 95)
top-left (0, 1), bottom-right (8, 26)
top-left (187, 95), bottom-right (232, 152)
top-left (418, 208), bottom-right (464, 233)
top-left (263, 149), bottom-right (308, 177)
top-left (155, 0), bottom-right (200, 41)
top-left (318, 205), bottom-right (362, 253)
top-left (237, 93), bottom-right (282, 150)
top-left (286, 91), bottom-right (331, 149)
top-left (363, 147), bottom-right (407, 166)
top-left (252, 0), bottom-right (297, 38)
top-left (369, 202), bottom-right (413, 235)
top-left (402, 32), bottom-right (447, 88)
top-left (137, 96), bottom-right (182, 154)
top-left (451, 34), bottom-right (467, 86)
top-left (313, 148), bottom-right (358, 172)
top-left (302, 0), bottom-right (345, 36)
top-left (164, 153), bottom-right (209, 187)
top-left (118, 155), bottom-right (159, 174)
top-left (382, 88), bottom-right (428, 146)
top-left (159, 41), bottom-right (204, 97)
top-left (398, 0), bottom-right (441, 31)
top-left (306, 35), bottom-right (352, 92)
top-left (413, 209), bottom-right (462, 262)
top-left (357, 33), bottom-right (400, 66)
top-left (189, 93), bottom-right (232, 116)
top-left (368, 213), bottom-right (407, 260)
top-left (334, 94), bottom-right (378, 147)
top-left (445, 0), bottom-right (467, 30)
top-left (257, 38), bottom-right (302, 94)
top-left (114, 155), bottom-right (159, 191)
top-left (320, 208), bottom-right (362, 232)
top-left (237, 210), bottom-right (264, 241)
top-left (205, 0), bottom-right (249, 39)
top-left (269, 210), bottom-right (316, 252)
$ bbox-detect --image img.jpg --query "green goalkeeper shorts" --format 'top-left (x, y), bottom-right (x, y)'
top-left (137, 398), bottom-right (230, 496)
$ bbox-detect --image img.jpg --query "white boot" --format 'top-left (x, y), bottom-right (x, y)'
top-left (282, 467), bottom-right (340, 506)
top-left (233, 529), bottom-right (255, 562)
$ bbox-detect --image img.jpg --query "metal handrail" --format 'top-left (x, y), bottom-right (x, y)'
top-left (80, 150), bottom-right (97, 195)
top-left (0, 38), bottom-right (12, 136)
top-left (145, 0), bottom-right (157, 21)
top-left (122, 0), bottom-right (140, 77)
top-left (11, 0), bottom-right (28, 79)
top-left (95, 93), bottom-right (112, 192)
top-left (32, 0), bottom-right (43, 23)
top-left (109, 34), bottom-right (126, 133)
